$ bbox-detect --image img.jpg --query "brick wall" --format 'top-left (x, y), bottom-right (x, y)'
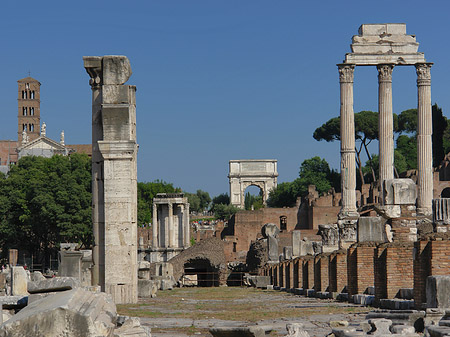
top-left (329, 251), bottom-right (347, 293)
top-left (414, 240), bottom-right (450, 309)
top-left (314, 254), bottom-right (329, 292)
top-left (285, 262), bottom-right (292, 289)
top-left (302, 257), bottom-right (314, 290)
top-left (293, 259), bottom-right (300, 288)
top-left (374, 244), bottom-right (414, 304)
top-left (347, 245), bottom-right (376, 297)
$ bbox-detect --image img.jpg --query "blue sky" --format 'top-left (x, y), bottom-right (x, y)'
top-left (1, 1), bottom-right (449, 197)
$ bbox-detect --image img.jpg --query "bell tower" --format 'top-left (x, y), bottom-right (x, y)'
top-left (18, 77), bottom-right (40, 143)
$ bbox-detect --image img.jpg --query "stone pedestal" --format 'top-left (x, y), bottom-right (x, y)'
top-left (84, 55), bottom-right (138, 304)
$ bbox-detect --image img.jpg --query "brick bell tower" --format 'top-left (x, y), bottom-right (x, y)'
top-left (17, 77), bottom-right (41, 143)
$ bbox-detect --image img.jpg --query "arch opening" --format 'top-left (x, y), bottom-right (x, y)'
top-left (244, 185), bottom-right (263, 210)
top-left (184, 258), bottom-right (219, 287)
top-left (441, 187), bottom-right (450, 198)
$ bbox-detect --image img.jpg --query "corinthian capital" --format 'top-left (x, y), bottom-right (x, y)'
top-left (377, 64), bottom-right (394, 82)
top-left (416, 63), bottom-right (432, 85)
top-left (338, 64), bottom-right (355, 83)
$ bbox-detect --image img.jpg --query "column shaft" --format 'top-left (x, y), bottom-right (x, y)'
top-left (338, 64), bottom-right (357, 217)
top-left (416, 63), bottom-right (433, 215)
top-left (168, 203), bottom-right (174, 247)
top-left (184, 203), bottom-right (190, 247)
top-left (152, 203), bottom-right (158, 248)
top-left (378, 64), bottom-right (395, 202)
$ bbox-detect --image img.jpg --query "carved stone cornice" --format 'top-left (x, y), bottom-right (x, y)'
top-left (338, 64), bottom-right (355, 83)
top-left (83, 56), bottom-right (103, 89)
top-left (377, 64), bottom-right (394, 83)
top-left (416, 63), bottom-right (432, 86)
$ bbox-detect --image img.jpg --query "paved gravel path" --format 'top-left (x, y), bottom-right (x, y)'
top-left (132, 289), bottom-right (368, 336)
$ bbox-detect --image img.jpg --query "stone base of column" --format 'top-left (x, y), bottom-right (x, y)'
top-left (337, 218), bottom-right (358, 249)
top-left (106, 283), bottom-right (138, 304)
top-left (416, 207), bottom-right (433, 217)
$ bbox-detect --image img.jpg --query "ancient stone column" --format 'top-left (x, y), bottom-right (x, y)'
top-left (338, 64), bottom-right (358, 217)
top-left (377, 64), bottom-right (395, 202)
top-left (184, 203), bottom-right (190, 247)
top-left (84, 55), bottom-right (138, 304)
top-left (152, 203), bottom-right (158, 248)
top-left (168, 203), bottom-right (174, 247)
top-left (164, 205), bottom-right (169, 248)
top-left (416, 63), bottom-right (433, 215)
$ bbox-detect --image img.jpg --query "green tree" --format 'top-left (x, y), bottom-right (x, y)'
top-left (196, 189), bottom-right (211, 211)
top-left (211, 193), bottom-right (230, 208)
top-left (432, 104), bottom-right (448, 167)
top-left (267, 157), bottom-right (338, 208)
top-left (0, 154), bottom-right (92, 265)
top-left (313, 111), bottom-right (390, 184)
top-left (185, 193), bottom-right (201, 213)
top-left (213, 204), bottom-right (239, 220)
top-left (244, 191), bottom-right (263, 210)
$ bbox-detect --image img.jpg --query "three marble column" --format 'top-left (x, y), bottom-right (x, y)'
top-left (338, 62), bottom-right (433, 217)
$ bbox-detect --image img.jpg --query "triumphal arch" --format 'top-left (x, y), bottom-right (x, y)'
top-left (338, 23), bottom-right (433, 218)
top-left (228, 159), bottom-right (278, 208)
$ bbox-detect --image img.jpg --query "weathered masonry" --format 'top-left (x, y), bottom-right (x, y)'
top-left (229, 159), bottom-right (278, 208)
top-left (150, 193), bottom-right (190, 262)
top-left (338, 23), bottom-right (433, 219)
top-left (84, 55), bottom-right (138, 304)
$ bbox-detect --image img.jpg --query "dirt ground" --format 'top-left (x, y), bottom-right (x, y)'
top-left (117, 287), bottom-right (369, 336)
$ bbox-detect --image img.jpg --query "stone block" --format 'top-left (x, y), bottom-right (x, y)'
top-left (384, 179), bottom-right (417, 205)
top-left (209, 326), bottom-right (267, 337)
top-left (379, 299), bottom-right (415, 310)
top-left (268, 236), bottom-right (279, 262)
top-left (391, 325), bottom-right (416, 334)
top-left (113, 316), bottom-right (151, 337)
top-left (58, 250), bottom-right (83, 280)
top-left (0, 296), bottom-right (28, 309)
top-left (0, 288), bottom-right (116, 337)
top-left (357, 217), bottom-right (386, 242)
top-left (27, 292), bottom-right (58, 304)
top-left (283, 246), bottom-right (293, 260)
top-left (398, 288), bottom-right (414, 300)
top-left (427, 325), bottom-right (450, 337)
top-left (285, 323), bottom-right (310, 337)
top-left (368, 318), bottom-right (392, 335)
top-left (30, 271), bottom-right (46, 282)
top-left (10, 266), bottom-right (28, 296)
top-left (28, 276), bottom-right (80, 294)
top-left (247, 276), bottom-right (271, 289)
top-left (358, 23), bottom-right (407, 36)
top-left (299, 239), bottom-right (314, 256)
top-left (292, 231), bottom-right (301, 257)
top-left (261, 223), bottom-right (280, 238)
top-left (102, 55), bottom-right (132, 85)
top-left (427, 276), bottom-right (450, 308)
top-left (138, 279), bottom-right (158, 298)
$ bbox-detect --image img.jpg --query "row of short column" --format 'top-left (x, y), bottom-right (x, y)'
top-left (338, 63), bottom-right (433, 216)
top-left (264, 240), bottom-right (450, 309)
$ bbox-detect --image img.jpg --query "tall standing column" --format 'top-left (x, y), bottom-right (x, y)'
top-left (84, 55), bottom-right (138, 304)
top-left (416, 63), bottom-right (433, 216)
top-left (152, 203), bottom-right (158, 248)
top-left (184, 203), bottom-right (190, 247)
top-left (338, 64), bottom-right (358, 217)
top-left (168, 203), bottom-right (174, 247)
top-left (377, 64), bottom-right (395, 202)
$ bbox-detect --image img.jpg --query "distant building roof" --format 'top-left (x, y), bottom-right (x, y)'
top-left (67, 144), bottom-right (92, 156)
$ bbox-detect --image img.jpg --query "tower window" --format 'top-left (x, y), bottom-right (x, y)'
top-left (280, 216), bottom-right (287, 231)
top-left (30, 107), bottom-right (34, 116)
top-left (23, 124), bottom-right (27, 131)
top-left (30, 91), bottom-right (35, 99)
top-left (23, 107), bottom-right (27, 116)
top-left (25, 83), bottom-right (30, 89)
top-left (30, 124), bottom-right (34, 132)
top-left (22, 91), bottom-right (27, 99)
